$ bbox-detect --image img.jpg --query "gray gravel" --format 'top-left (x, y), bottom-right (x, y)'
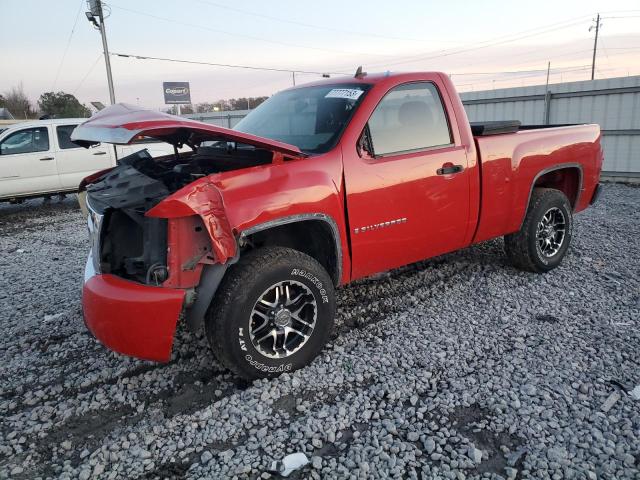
top-left (1, 184), bottom-right (639, 480)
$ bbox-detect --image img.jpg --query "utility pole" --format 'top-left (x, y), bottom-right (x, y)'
top-left (292, 71), bottom-right (296, 86)
top-left (86, 0), bottom-right (115, 104)
top-left (590, 13), bottom-right (601, 81)
top-left (543, 62), bottom-right (552, 125)
top-left (545, 61), bottom-right (551, 90)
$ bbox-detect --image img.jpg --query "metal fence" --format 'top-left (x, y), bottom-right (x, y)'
top-left (186, 76), bottom-right (640, 179)
top-left (185, 110), bottom-right (250, 129)
top-left (460, 75), bottom-right (640, 179)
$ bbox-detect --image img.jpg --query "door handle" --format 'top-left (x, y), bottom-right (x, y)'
top-left (40, 156), bottom-right (55, 161)
top-left (437, 164), bottom-right (463, 175)
top-left (93, 151), bottom-right (107, 155)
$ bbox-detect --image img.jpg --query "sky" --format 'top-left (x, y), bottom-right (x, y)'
top-left (1, 0), bottom-right (639, 111)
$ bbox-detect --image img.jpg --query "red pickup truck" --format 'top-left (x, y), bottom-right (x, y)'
top-left (73, 71), bottom-right (602, 379)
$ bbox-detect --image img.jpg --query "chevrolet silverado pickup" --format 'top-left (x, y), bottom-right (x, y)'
top-left (72, 71), bottom-right (603, 379)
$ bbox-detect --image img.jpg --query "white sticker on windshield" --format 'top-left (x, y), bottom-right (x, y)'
top-left (325, 88), bottom-right (364, 100)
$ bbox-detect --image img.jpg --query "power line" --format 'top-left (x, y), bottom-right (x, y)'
top-left (73, 54), bottom-right (103, 94)
top-left (51, 0), bottom-right (85, 91)
top-left (450, 65), bottom-right (592, 76)
top-left (107, 3), bottom-right (398, 59)
top-left (112, 51), bottom-right (614, 82)
top-left (400, 12), bottom-right (640, 72)
top-left (453, 66), bottom-right (594, 91)
top-left (454, 63), bottom-right (636, 92)
top-left (598, 37), bottom-right (614, 70)
top-left (193, 0), bottom-right (462, 44)
top-left (111, 52), bottom-right (348, 76)
top-left (360, 17), bottom-right (593, 70)
top-left (453, 64), bottom-right (594, 78)
top-left (451, 67), bottom-right (559, 76)
top-left (459, 40), bottom-right (640, 77)
top-left (600, 9), bottom-right (640, 14)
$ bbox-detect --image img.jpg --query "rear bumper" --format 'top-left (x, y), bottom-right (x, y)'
top-left (82, 253), bottom-right (185, 362)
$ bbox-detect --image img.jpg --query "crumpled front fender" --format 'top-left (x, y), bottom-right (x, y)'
top-left (146, 178), bottom-right (236, 263)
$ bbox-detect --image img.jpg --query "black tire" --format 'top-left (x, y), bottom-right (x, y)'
top-left (504, 188), bottom-right (573, 273)
top-left (206, 246), bottom-right (336, 380)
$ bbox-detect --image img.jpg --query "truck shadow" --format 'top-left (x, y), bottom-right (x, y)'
top-left (0, 197), bottom-right (81, 236)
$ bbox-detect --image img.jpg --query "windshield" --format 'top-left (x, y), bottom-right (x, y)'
top-left (234, 83), bottom-right (370, 154)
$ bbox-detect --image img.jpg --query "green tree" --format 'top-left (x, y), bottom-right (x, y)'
top-left (37, 91), bottom-right (91, 118)
top-left (2, 84), bottom-right (36, 119)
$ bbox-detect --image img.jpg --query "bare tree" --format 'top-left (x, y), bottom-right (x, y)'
top-left (229, 96), bottom-right (268, 110)
top-left (180, 104), bottom-right (194, 115)
top-left (195, 102), bottom-right (216, 113)
top-left (2, 84), bottom-right (36, 119)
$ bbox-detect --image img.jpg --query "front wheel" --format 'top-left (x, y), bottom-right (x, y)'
top-left (504, 188), bottom-right (573, 273)
top-left (206, 247), bottom-right (336, 380)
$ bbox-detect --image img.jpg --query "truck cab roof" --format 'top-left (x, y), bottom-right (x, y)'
top-left (0, 118), bottom-right (88, 133)
top-left (286, 71), bottom-right (448, 90)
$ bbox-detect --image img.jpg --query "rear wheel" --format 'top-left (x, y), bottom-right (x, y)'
top-left (504, 188), bottom-right (573, 272)
top-left (206, 247), bottom-right (335, 380)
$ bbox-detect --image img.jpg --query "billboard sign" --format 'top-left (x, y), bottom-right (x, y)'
top-left (163, 82), bottom-right (191, 104)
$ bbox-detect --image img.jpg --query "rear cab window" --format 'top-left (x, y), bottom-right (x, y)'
top-left (0, 127), bottom-right (50, 155)
top-left (366, 82), bottom-right (452, 157)
top-left (56, 124), bottom-right (81, 149)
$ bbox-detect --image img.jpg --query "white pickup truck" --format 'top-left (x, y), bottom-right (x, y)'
top-left (0, 118), bottom-right (178, 202)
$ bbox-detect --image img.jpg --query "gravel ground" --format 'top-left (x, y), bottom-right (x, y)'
top-left (0, 184), bottom-right (639, 480)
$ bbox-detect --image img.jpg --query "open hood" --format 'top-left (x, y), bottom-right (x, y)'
top-left (71, 103), bottom-right (305, 157)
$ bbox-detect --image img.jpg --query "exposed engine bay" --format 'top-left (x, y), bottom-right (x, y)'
top-left (85, 143), bottom-right (273, 284)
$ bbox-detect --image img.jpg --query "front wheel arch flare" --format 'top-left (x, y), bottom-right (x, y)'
top-left (239, 215), bottom-right (342, 286)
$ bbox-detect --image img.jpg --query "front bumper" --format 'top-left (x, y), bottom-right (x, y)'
top-left (83, 253), bottom-right (185, 362)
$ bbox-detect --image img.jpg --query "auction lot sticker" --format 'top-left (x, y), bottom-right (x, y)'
top-left (325, 88), bottom-right (364, 100)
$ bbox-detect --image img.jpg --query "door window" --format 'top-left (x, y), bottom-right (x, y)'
top-left (0, 127), bottom-right (50, 155)
top-left (366, 82), bottom-right (452, 157)
top-left (56, 125), bottom-right (80, 149)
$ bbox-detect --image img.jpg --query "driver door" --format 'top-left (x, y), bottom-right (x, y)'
top-left (343, 81), bottom-right (470, 279)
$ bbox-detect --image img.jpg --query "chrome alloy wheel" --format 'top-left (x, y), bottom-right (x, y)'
top-left (536, 207), bottom-right (566, 257)
top-left (249, 280), bottom-right (317, 359)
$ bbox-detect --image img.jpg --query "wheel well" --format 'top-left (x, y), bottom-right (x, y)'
top-left (242, 220), bottom-right (340, 285)
top-left (533, 167), bottom-right (581, 208)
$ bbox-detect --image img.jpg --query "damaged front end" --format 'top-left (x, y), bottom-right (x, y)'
top-left (75, 104), bottom-right (304, 362)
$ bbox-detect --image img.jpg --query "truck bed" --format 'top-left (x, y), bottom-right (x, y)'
top-left (471, 123), bottom-right (602, 244)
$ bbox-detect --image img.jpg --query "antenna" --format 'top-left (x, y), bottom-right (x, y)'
top-left (354, 66), bottom-right (367, 78)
